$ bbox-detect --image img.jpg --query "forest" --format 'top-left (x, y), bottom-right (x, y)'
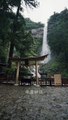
top-left (0, 0), bottom-right (68, 77)
top-left (41, 9), bottom-right (68, 77)
top-left (0, 0), bottom-right (43, 65)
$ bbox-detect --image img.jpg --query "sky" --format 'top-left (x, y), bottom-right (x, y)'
top-left (23, 0), bottom-right (68, 24)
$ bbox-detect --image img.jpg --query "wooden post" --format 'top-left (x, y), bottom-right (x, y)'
top-left (35, 61), bottom-right (39, 85)
top-left (15, 61), bottom-right (20, 86)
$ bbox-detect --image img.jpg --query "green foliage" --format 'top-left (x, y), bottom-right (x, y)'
top-left (61, 69), bottom-right (68, 78)
top-left (3, 67), bottom-right (16, 75)
top-left (16, 30), bottom-right (34, 57)
top-left (47, 8), bottom-right (68, 77)
top-left (25, 18), bottom-right (44, 30)
top-left (31, 37), bottom-right (42, 56)
top-left (48, 9), bottom-right (68, 59)
top-left (0, 0), bottom-right (40, 65)
top-left (20, 67), bottom-right (31, 77)
top-left (40, 56), bottom-right (62, 77)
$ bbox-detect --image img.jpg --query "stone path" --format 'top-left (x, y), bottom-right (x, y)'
top-left (0, 84), bottom-right (68, 120)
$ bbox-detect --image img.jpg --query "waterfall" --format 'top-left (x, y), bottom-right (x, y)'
top-left (41, 25), bottom-right (51, 63)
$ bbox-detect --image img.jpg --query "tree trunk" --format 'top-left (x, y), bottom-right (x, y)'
top-left (8, 0), bottom-right (21, 68)
top-left (8, 42), bottom-right (14, 67)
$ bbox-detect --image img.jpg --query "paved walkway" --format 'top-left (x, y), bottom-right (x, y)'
top-left (0, 85), bottom-right (68, 120)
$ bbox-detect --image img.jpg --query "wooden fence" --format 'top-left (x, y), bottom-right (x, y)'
top-left (0, 74), bottom-right (68, 86)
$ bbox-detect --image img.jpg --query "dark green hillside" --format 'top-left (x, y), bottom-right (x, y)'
top-left (0, 10), bottom-right (44, 62)
top-left (25, 18), bottom-right (44, 30)
top-left (45, 8), bottom-right (68, 77)
top-left (0, 0), bottom-right (41, 67)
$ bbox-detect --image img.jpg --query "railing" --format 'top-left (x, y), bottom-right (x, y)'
top-left (0, 73), bottom-right (15, 84)
top-left (62, 78), bottom-right (68, 86)
top-left (39, 78), bottom-right (54, 86)
top-left (0, 73), bottom-right (68, 86)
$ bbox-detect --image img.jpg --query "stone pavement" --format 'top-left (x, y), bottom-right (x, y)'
top-left (0, 84), bottom-right (68, 120)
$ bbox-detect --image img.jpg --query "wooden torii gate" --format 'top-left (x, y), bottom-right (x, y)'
top-left (11, 54), bottom-right (48, 86)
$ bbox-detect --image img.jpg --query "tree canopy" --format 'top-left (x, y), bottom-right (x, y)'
top-left (0, 0), bottom-right (39, 67)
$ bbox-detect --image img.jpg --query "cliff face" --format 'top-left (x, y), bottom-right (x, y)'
top-left (31, 27), bottom-right (44, 56)
top-left (31, 27), bottom-right (44, 38)
top-left (25, 18), bottom-right (44, 56)
top-left (25, 18), bottom-right (44, 39)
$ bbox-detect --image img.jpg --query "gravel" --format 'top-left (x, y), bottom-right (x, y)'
top-left (0, 84), bottom-right (68, 120)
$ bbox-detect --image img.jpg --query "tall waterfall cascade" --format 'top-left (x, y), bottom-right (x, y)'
top-left (41, 25), bottom-right (51, 63)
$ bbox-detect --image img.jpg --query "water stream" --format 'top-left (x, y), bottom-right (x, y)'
top-left (41, 25), bottom-right (51, 63)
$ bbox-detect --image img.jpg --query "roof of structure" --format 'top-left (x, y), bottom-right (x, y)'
top-left (10, 54), bottom-right (48, 65)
